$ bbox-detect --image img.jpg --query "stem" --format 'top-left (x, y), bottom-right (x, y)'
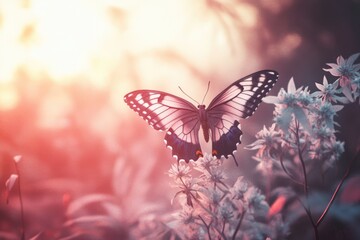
top-left (279, 153), bottom-right (305, 186)
top-left (297, 197), bottom-right (319, 240)
top-left (199, 215), bottom-right (212, 240)
top-left (178, 176), bottom-right (215, 217)
top-left (293, 121), bottom-right (319, 239)
top-left (222, 218), bottom-right (226, 236)
top-left (14, 162), bottom-right (25, 240)
top-left (294, 121), bottom-right (309, 197)
top-left (232, 209), bottom-right (246, 240)
top-left (316, 149), bottom-right (360, 227)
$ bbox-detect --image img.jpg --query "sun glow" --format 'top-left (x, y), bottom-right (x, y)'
top-left (0, 0), bottom-right (263, 111)
top-left (0, 0), bottom-right (112, 84)
top-left (28, 0), bottom-right (112, 80)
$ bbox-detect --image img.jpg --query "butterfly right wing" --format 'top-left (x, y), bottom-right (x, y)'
top-left (124, 90), bottom-right (202, 162)
top-left (206, 70), bottom-right (279, 161)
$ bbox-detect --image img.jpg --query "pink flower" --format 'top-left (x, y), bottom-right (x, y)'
top-left (324, 53), bottom-right (360, 102)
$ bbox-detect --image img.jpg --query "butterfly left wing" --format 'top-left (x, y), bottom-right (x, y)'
top-left (124, 90), bottom-right (203, 162)
top-left (207, 70), bottom-right (279, 162)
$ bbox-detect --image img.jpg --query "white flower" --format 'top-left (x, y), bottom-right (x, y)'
top-left (264, 78), bottom-right (312, 132)
top-left (230, 176), bottom-right (248, 200)
top-left (219, 198), bottom-right (235, 221)
top-left (312, 76), bottom-right (346, 103)
top-left (193, 153), bottom-right (221, 172)
top-left (168, 163), bottom-right (190, 180)
top-left (324, 53), bottom-right (360, 78)
top-left (246, 124), bottom-right (282, 158)
top-left (324, 53), bottom-right (360, 102)
top-left (244, 187), bottom-right (269, 217)
top-left (313, 102), bottom-right (343, 129)
top-left (202, 188), bottom-right (224, 206)
top-left (202, 166), bottom-right (226, 186)
top-left (177, 206), bottom-right (197, 225)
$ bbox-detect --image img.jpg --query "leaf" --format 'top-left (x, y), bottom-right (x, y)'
top-left (342, 86), bottom-right (354, 102)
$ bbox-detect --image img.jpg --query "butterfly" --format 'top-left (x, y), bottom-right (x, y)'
top-left (124, 70), bottom-right (279, 165)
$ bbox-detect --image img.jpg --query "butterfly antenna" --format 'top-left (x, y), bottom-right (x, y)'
top-left (178, 86), bottom-right (200, 105)
top-left (201, 81), bottom-right (210, 104)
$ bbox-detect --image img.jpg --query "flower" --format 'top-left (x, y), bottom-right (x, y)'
top-left (324, 53), bottom-right (360, 78)
top-left (219, 198), bottom-right (235, 221)
top-left (246, 124), bottom-right (282, 158)
top-left (230, 176), bottom-right (248, 200)
top-left (171, 177), bottom-right (199, 207)
top-left (352, 74), bottom-right (360, 102)
top-left (312, 76), bottom-right (346, 103)
top-left (202, 188), bottom-right (224, 206)
top-left (244, 187), bottom-right (269, 217)
top-left (322, 140), bottom-right (345, 169)
top-left (193, 153), bottom-right (222, 172)
top-left (324, 53), bottom-right (360, 102)
top-left (313, 102), bottom-right (343, 129)
top-left (168, 163), bottom-right (191, 181)
top-left (201, 166), bottom-right (226, 186)
top-left (263, 78), bottom-right (312, 132)
top-left (177, 206), bottom-right (197, 225)
top-left (168, 153), bottom-right (284, 239)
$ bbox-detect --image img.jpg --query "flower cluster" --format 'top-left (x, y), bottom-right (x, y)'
top-left (247, 53), bottom-right (360, 182)
top-left (167, 154), bottom-right (288, 240)
top-left (166, 53), bottom-right (359, 240)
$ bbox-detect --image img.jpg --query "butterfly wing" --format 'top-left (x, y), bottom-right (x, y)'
top-left (124, 90), bottom-right (202, 162)
top-left (207, 70), bottom-right (279, 161)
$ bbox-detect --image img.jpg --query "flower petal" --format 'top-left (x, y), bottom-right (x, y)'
top-left (346, 53), bottom-right (360, 66)
top-left (287, 78), bottom-right (296, 93)
top-left (315, 82), bottom-right (324, 91)
top-left (263, 95), bottom-right (280, 104)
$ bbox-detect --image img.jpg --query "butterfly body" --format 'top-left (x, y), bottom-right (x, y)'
top-left (124, 70), bottom-right (279, 164)
top-left (198, 105), bottom-right (210, 142)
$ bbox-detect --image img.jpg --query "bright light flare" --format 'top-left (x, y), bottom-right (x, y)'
top-left (0, 0), bottom-right (112, 84)
top-left (28, 0), bottom-right (111, 81)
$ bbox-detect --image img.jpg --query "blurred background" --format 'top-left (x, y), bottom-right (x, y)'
top-left (0, 0), bottom-right (359, 239)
